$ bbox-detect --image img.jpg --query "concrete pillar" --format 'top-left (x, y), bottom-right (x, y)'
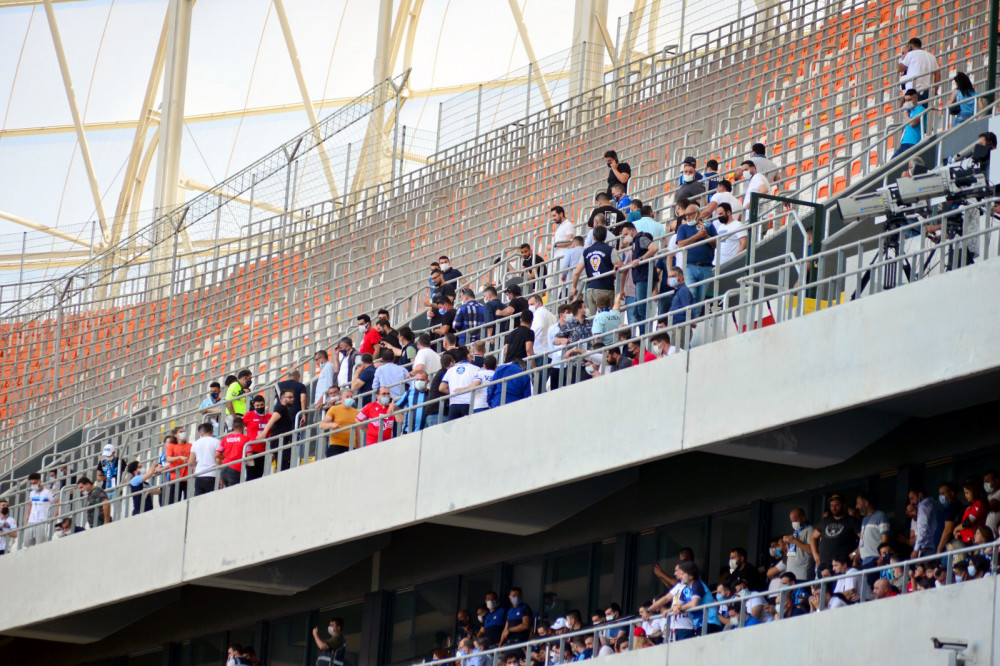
top-left (569, 0), bottom-right (609, 98)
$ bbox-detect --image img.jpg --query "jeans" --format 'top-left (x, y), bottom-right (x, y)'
top-left (326, 444), bottom-right (349, 458)
top-left (657, 291), bottom-right (674, 319)
top-left (632, 281), bottom-right (649, 332)
top-left (952, 114), bottom-right (972, 128)
top-left (892, 142), bottom-right (915, 160)
top-left (425, 413), bottom-right (448, 427)
top-left (684, 263), bottom-right (714, 317)
top-left (220, 467), bottom-right (240, 487)
top-left (447, 404), bottom-right (470, 420)
top-left (194, 477), bottom-right (215, 496)
top-left (673, 629), bottom-right (696, 641)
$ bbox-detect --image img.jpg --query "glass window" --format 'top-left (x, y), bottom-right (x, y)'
top-left (128, 648), bottom-right (164, 666)
top-left (632, 521), bottom-right (708, 607)
top-left (227, 625), bottom-right (256, 662)
top-left (509, 558), bottom-right (544, 612)
top-left (179, 633), bottom-right (226, 666)
top-left (389, 589), bottom-right (415, 664)
top-left (589, 540), bottom-right (616, 618)
top-left (709, 509), bottom-right (752, 581)
top-left (460, 569), bottom-right (496, 617)
top-left (542, 547), bottom-right (590, 623)
top-left (267, 612), bottom-right (309, 666)
top-left (311, 600), bottom-right (364, 666)
top-left (390, 579), bottom-right (459, 664)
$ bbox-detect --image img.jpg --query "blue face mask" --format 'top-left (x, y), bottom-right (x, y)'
top-left (342, 398), bottom-right (356, 408)
top-left (667, 277), bottom-right (680, 288)
top-left (939, 494), bottom-right (947, 505)
top-left (438, 308), bottom-right (447, 315)
top-left (379, 396), bottom-right (391, 406)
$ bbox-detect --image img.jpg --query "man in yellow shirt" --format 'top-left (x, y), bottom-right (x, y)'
top-left (318, 389), bottom-right (361, 457)
top-left (224, 370), bottom-right (253, 430)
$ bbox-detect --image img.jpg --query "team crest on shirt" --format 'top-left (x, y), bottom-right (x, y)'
top-left (456, 366), bottom-right (466, 374)
top-left (588, 254), bottom-right (602, 271)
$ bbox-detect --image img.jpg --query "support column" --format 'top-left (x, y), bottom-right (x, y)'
top-left (151, 0), bottom-right (194, 286)
top-left (569, 0), bottom-right (609, 98)
top-left (351, 0), bottom-right (394, 192)
top-left (360, 590), bottom-right (392, 666)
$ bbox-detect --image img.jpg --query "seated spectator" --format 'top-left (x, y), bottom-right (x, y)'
top-left (638, 602), bottom-right (665, 642)
top-left (356, 387), bottom-right (395, 445)
top-left (488, 359), bottom-right (532, 408)
top-left (454, 288), bottom-right (487, 345)
top-left (319, 388), bottom-right (361, 454)
top-left (831, 553), bottom-right (861, 602)
top-left (602, 345), bottom-right (632, 373)
top-left (53, 516), bottom-right (85, 539)
top-left (650, 331), bottom-right (679, 358)
top-left (729, 547), bottom-right (765, 591)
top-left (626, 339), bottom-right (657, 366)
top-left (967, 554), bottom-right (991, 580)
top-left (950, 476), bottom-right (988, 549)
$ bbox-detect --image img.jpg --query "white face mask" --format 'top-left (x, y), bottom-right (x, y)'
top-left (986, 482), bottom-right (994, 494)
top-left (968, 563), bottom-right (977, 577)
top-left (378, 396), bottom-right (391, 406)
top-left (729, 558), bottom-right (738, 572)
top-left (328, 626), bottom-right (337, 637)
top-left (414, 380), bottom-right (427, 391)
top-left (440, 263), bottom-right (451, 272)
top-left (486, 600), bottom-right (497, 610)
top-left (605, 613), bottom-right (615, 621)
top-left (510, 596), bottom-right (520, 607)
top-left (682, 173), bottom-right (695, 183)
top-left (358, 324), bottom-right (367, 333)
top-left (667, 277), bottom-right (680, 288)
top-left (528, 305), bottom-right (537, 313)
top-left (791, 521), bottom-right (801, 531)
top-left (903, 101), bottom-right (915, 110)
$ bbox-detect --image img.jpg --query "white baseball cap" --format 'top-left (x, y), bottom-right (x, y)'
top-left (101, 443), bottom-right (115, 458)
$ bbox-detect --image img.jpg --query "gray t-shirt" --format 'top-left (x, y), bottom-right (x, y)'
top-left (786, 524), bottom-right (815, 581)
top-left (859, 510), bottom-right (890, 560)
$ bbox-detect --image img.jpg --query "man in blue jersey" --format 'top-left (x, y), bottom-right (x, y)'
top-left (570, 225), bottom-right (622, 315)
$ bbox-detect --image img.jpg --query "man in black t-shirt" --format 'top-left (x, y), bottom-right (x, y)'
top-left (495, 284), bottom-right (529, 328)
top-left (516, 243), bottom-right (547, 294)
top-left (604, 149), bottom-right (631, 197)
top-left (375, 319), bottom-right (401, 359)
top-left (276, 370), bottom-right (308, 426)
top-left (810, 494), bottom-right (861, 571)
top-left (429, 297), bottom-right (457, 345)
top-left (504, 310), bottom-right (535, 365)
top-left (587, 192), bottom-right (627, 229)
top-left (427, 354), bottom-right (453, 426)
top-left (260, 389), bottom-right (297, 471)
top-left (426, 269), bottom-right (456, 315)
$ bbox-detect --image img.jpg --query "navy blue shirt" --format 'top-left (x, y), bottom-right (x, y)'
top-left (505, 604), bottom-right (533, 643)
top-left (582, 242), bottom-right (617, 291)
top-left (483, 608), bottom-right (507, 644)
top-left (630, 232), bottom-right (654, 283)
top-left (356, 365), bottom-right (376, 406)
top-left (675, 222), bottom-right (717, 265)
top-left (668, 284), bottom-right (693, 325)
top-left (654, 258), bottom-right (673, 294)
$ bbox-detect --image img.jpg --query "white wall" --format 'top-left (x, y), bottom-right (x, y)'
top-left (2, 259), bottom-right (999, 637)
top-left (608, 578), bottom-right (998, 665)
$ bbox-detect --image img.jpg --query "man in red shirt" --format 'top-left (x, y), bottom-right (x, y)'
top-left (627, 340), bottom-right (658, 366)
top-left (357, 313), bottom-right (383, 356)
top-left (217, 416), bottom-right (251, 487)
top-left (241, 395), bottom-right (269, 481)
top-left (356, 386), bottom-right (395, 445)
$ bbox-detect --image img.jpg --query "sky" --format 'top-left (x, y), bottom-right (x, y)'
top-left (0, 0), bottom-right (743, 270)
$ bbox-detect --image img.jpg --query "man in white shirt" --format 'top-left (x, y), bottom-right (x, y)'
top-left (559, 236), bottom-right (585, 285)
top-left (713, 203), bottom-right (748, 267)
top-left (527, 294), bottom-right (557, 357)
top-left (332, 337), bottom-right (360, 388)
top-left (25, 472), bottom-right (55, 547)
top-left (550, 205), bottom-right (575, 266)
top-left (468, 357), bottom-right (496, 413)
top-left (638, 603), bottom-right (666, 641)
top-left (897, 37), bottom-right (940, 98)
top-left (439, 348), bottom-right (479, 419)
top-left (699, 179), bottom-right (743, 222)
top-left (0, 503), bottom-right (17, 554)
top-left (411, 333), bottom-right (441, 378)
top-left (830, 554), bottom-right (861, 602)
top-left (741, 161), bottom-right (770, 218)
top-left (312, 350), bottom-right (336, 407)
top-left (187, 423), bottom-right (221, 496)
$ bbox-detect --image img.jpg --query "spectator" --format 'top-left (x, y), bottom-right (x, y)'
top-left (100, 443), bottom-right (121, 497)
top-left (908, 487), bottom-right (942, 557)
top-left (675, 204), bottom-right (717, 311)
top-left (427, 353), bottom-right (453, 426)
top-left (830, 553), bottom-right (861, 603)
top-left (163, 434), bottom-right (191, 504)
top-left (374, 318), bottom-right (401, 359)
top-left (217, 416), bottom-right (250, 487)
top-left (634, 204), bottom-right (665, 239)
top-left (373, 349), bottom-right (408, 399)
top-left (501, 587), bottom-right (533, 646)
top-left (937, 481), bottom-right (963, 554)
top-left (224, 370), bottom-right (253, 426)
top-left (357, 314), bottom-right (383, 356)
top-left (619, 221), bottom-right (658, 330)
top-left (950, 477), bottom-right (988, 548)
top-left (350, 354), bottom-right (376, 406)
top-left (811, 493), bottom-right (860, 572)
top-left (481, 286), bottom-right (503, 337)
top-left (243, 395), bottom-right (269, 480)
top-left (781, 507), bottom-right (816, 582)
top-left (320, 386), bottom-right (341, 410)
top-left (734, 143), bottom-right (780, 184)
top-left (126, 460), bottom-right (162, 515)
top-left (665, 267), bottom-right (693, 326)
top-left (591, 292), bottom-right (624, 346)
top-left (311, 617), bottom-right (346, 666)
top-left (572, 226), bottom-right (621, 314)
top-left (675, 157), bottom-right (707, 206)
top-left (569, 636), bottom-right (591, 661)
top-left (713, 203), bottom-right (748, 267)
top-left (602, 345), bottom-right (632, 373)
top-left (611, 181), bottom-right (631, 211)
top-left (527, 294), bottom-right (557, 359)
top-left (949, 72), bottom-right (983, 127)
top-left (470, 340), bottom-right (488, 368)
top-left (436, 255), bottom-right (462, 284)
top-left (604, 149), bottom-right (631, 196)
top-left (637, 602), bottom-right (665, 642)
top-left (390, 371), bottom-right (431, 433)
top-left (24, 472), bottom-right (56, 546)
top-left (728, 547), bottom-right (765, 591)
top-left (627, 339), bottom-right (657, 366)
top-left (312, 351), bottom-right (337, 408)
top-left (559, 236), bottom-right (585, 287)
top-left (469, 356), bottom-right (496, 413)
top-left (854, 494), bottom-right (890, 567)
top-left (699, 178), bottom-right (742, 222)
top-left (278, 369), bottom-right (308, 428)
top-left (440, 347), bottom-right (480, 418)
top-left (332, 337), bottom-right (361, 390)
top-left (259, 389), bottom-right (298, 471)
top-left (897, 37), bottom-right (940, 100)
top-left (703, 158), bottom-right (720, 192)
top-left (892, 89), bottom-right (927, 159)
top-left (504, 310), bottom-right (536, 366)
top-left (481, 591), bottom-right (506, 645)
top-left (0, 503), bottom-right (17, 554)
top-left (187, 423), bottom-right (221, 496)
top-left (650, 331), bottom-right (679, 358)
top-left (426, 270), bottom-right (457, 317)
top-left (319, 388), bottom-right (361, 455)
top-left (77, 476), bottom-right (111, 528)
top-left (412, 333), bottom-right (442, 378)
top-left (395, 327), bottom-right (417, 367)
top-left (672, 561), bottom-right (721, 637)
top-left (550, 205), bottom-right (575, 264)
top-left (740, 160), bottom-right (771, 221)
top-left (516, 244), bottom-right (548, 294)
top-left (495, 284), bottom-right (529, 324)
top-left (199, 381), bottom-right (224, 435)
top-left (53, 516), bottom-right (84, 539)
top-left (454, 288), bottom-right (488, 345)
top-left (983, 469), bottom-right (1000, 535)
top-left (356, 386), bottom-right (396, 445)
top-left (488, 359), bottom-right (532, 408)
top-left (587, 192), bottom-right (627, 229)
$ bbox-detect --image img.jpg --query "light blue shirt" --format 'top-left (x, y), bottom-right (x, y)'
top-left (591, 308), bottom-right (622, 346)
top-left (901, 105), bottom-right (926, 146)
top-left (634, 216), bottom-right (665, 238)
top-left (560, 246), bottom-right (584, 273)
top-left (372, 362), bottom-right (409, 398)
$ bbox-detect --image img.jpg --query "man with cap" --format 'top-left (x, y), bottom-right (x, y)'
top-left (735, 143), bottom-right (780, 183)
top-left (100, 443), bottom-right (120, 498)
top-left (675, 157), bottom-right (707, 207)
top-left (494, 283), bottom-right (529, 325)
top-left (809, 493), bottom-right (861, 573)
top-left (677, 156), bottom-right (703, 186)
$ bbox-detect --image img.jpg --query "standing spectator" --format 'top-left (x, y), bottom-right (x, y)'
top-left (243, 395), bottom-right (269, 480)
top-left (503, 310), bottom-right (536, 366)
top-left (357, 314), bottom-right (383, 356)
top-left (126, 460), bottom-right (163, 515)
top-left (0, 503), bottom-right (17, 554)
top-left (188, 423), bottom-right (221, 496)
top-left (481, 287), bottom-right (503, 338)
top-left (312, 617), bottom-right (347, 666)
top-left (312, 351), bottom-right (337, 408)
top-left (572, 226), bottom-right (621, 315)
top-left (394, 327), bottom-right (417, 367)
top-left (527, 294), bottom-right (557, 359)
top-left (588, 193), bottom-right (627, 229)
top-left (612, 182), bottom-right (631, 211)
top-left (672, 561), bottom-right (721, 637)
top-left (412, 334), bottom-right (442, 378)
top-left (374, 318), bottom-right (401, 359)
top-left (591, 292), bottom-right (624, 346)
top-left (604, 150), bottom-right (631, 196)
top-left (908, 487), bottom-right (942, 557)
top-left (728, 547), bottom-right (765, 591)
top-left (675, 204), bottom-right (717, 312)
top-left (319, 388), bottom-right (361, 455)
top-left (810, 494), bottom-right (860, 571)
top-left (700, 178), bottom-right (743, 222)
top-left (735, 144), bottom-right (780, 184)
top-left (426, 270), bottom-right (457, 315)
top-left (24, 472), bottom-right (56, 546)
top-left (620, 221), bottom-right (659, 329)
top-left (950, 477), bottom-right (988, 548)
top-left (429, 297), bottom-right (457, 343)
top-left (633, 205), bottom-right (665, 238)
top-left (427, 354), bottom-right (453, 426)
top-left (782, 508), bottom-right (816, 582)
top-left (225, 370), bottom-right (253, 426)
top-left (259, 389), bottom-right (298, 471)
top-left (949, 72), bottom-right (983, 127)
top-left (495, 284), bottom-right (529, 324)
top-left (559, 236), bottom-right (585, 292)
top-left (217, 417), bottom-right (251, 487)
top-left (550, 205), bottom-right (575, 266)
top-left (481, 592), bottom-right (506, 645)
top-left (440, 348), bottom-right (480, 418)
top-left (333, 338), bottom-right (361, 389)
top-left (436, 255), bottom-right (462, 284)
top-left (356, 387), bottom-right (395, 445)
top-left (854, 494), bottom-right (891, 567)
top-left (891, 89), bottom-right (927, 159)
top-left (162, 435), bottom-right (189, 505)
top-left (740, 160), bottom-right (771, 222)
top-left (517, 244), bottom-right (548, 294)
top-left (712, 204), bottom-right (748, 267)
top-left (350, 354), bottom-right (377, 406)
top-left (501, 587), bottom-right (533, 646)
top-left (199, 381), bottom-right (224, 436)
top-left (469, 356), bottom-right (497, 413)
top-left (278, 369), bottom-right (308, 428)
top-left (488, 360), bottom-right (532, 408)
top-left (937, 482), bottom-right (963, 553)
top-left (100, 443), bottom-right (121, 497)
top-left (454, 288), bottom-right (488, 345)
top-left (897, 37), bottom-right (940, 100)
top-left (373, 349), bottom-right (408, 399)
top-left (665, 267), bottom-right (694, 326)
top-left (391, 371), bottom-right (431, 433)
top-left (703, 159), bottom-right (720, 192)
top-left (675, 157), bottom-right (707, 206)
top-left (77, 476), bottom-right (111, 528)
top-left (983, 470), bottom-right (1000, 535)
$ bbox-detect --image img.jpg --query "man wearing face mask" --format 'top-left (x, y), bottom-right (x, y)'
top-left (892, 89), bottom-right (927, 159)
top-left (983, 470), bottom-right (1000, 535)
top-left (480, 591), bottom-right (507, 645)
top-left (728, 547), bottom-right (765, 592)
top-left (319, 388), bottom-right (361, 455)
top-left (675, 157), bottom-right (706, 207)
top-left (454, 288), bottom-right (488, 345)
top-left (355, 386), bottom-right (395, 445)
top-left (199, 381), bottom-right (224, 436)
top-left (258, 389), bottom-right (298, 471)
top-left (225, 370), bottom-right (253, 429)
top-left (24, 472), bottom-right (56, 547)
top-left (356, 314), bottom-right (383, 357)
top-left (712, 203), bottom-right (748, 268)
top-left (312, 617), bottom-right (346, 666)
top-left (781, 508), bottom-right (816, 582)
top-left (389, 371), bottom-right (430, 433)
top-left (936, 482), bottom-right (963, 554)
top-left (500, 587), bottom-right (533, 646)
